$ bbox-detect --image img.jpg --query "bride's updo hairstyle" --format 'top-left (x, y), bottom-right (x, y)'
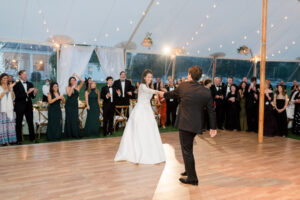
top-left (141, 69), bottom-right (153, 86)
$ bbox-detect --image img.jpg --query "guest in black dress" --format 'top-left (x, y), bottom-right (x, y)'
top-left (47, 82), bottom-right (65, 141)
top-left (239, 81), bottom-right (248, 131)
top-left (263, 82), bottom-right (279, 137)
top-left (293, 85), bottom-right (300, 135)
top-left (225, 84), bottom-right (240, 131)
top-left (246, 77), bottom-right (259, 132)
top-left (203, 79), bottom-right (212, 131)
top-left (274, 85), bottom-right (289, 137)
top-left (85, 77), bottom-right (92, 91)
top-left (64, 73), bottom-right (84, 139)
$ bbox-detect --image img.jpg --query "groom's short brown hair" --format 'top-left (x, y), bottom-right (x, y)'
top-left (188, 66), bottom-right (202, 81)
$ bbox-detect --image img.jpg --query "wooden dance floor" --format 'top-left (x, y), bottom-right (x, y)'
top-left (1, 131), bottom-right (300, 200)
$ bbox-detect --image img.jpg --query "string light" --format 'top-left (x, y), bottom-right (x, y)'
top-left (197, 50), bottom-right (200, 54)
top-left (206, 14), bottom-right (210, 19)
top-left (292, 41), bottom-right (296, 45)
top-left (284, 16), bottom-right (288, 20)
top-left (43, 20), bottom-right (47, 25)
top-left (116, 27), bottom-right (120, 31)
top-left (156, 1), bottom-right (160, 5)
top-left (256, 30), bottom-right (260, 34)
top-left (186, 42), bottom-right (189, 46)
top-left (200, 24), bottom-right (204, 28)
top-left (38, 10), bottom-right (42, 14)
top-left (46, 28), bottom-right (49, 33)
top-left (232, 41), bottom-right (235, 44)
top-left (285, 46), bottom-right (288, 50)
top-left (129, 20), bottom-right (133, 25)
top-left (213, 4), bottom-right (217, 8)
top-left (243, 35), bottom-right (247, 40)
top-left (94, 38), bottom-right (97, 42)
top-left (219, 44), bottom-right (223, 48)
top-left (142, 11), bottom-right (146, 16)
top-left (208, 48), bottom-right (211, 51)
top-left (105, 33), bottom-right (109, 37)
top-left (195, 31), bottom-right (198, 35)
top-left (191, 37), bottom-right (194, 41)
top-left (271, 24), bottom-right (274, 28)
top-left (272, 54), bottom-right (275, 57)
top-left (278, 50), bottom-right (281, 54)
top-left (187, 52), bottom-right (190, 55)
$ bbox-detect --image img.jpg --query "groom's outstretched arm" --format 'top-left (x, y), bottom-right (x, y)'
top-left (163, 86), bottom-right (180, 99)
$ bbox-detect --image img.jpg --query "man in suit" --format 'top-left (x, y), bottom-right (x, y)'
top-left (211, 77), bottom-right (226, 129)
top-left (13, 70), bottom-right (38, 144)
top-left (154, 77), bottom-right (161, 90)
top-left (113, 71), bottom-right (133, 106)
top-left (101, 76), bottom-right (121, 136)
top-left (246, 77), bottom-right (259, 132)
top-left (166, 79), bottom-right (177, 127)
top-left (162, 66), bottom-right (217, 186)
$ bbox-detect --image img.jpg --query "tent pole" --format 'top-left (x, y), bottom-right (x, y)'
top-left (124, 0), bottom-right (155, 51)
top-left (172, 56), bottom-right (176, 80)
top-left (258, 0), bottom-right (268, 144)
top-left (212, 57), bottom-right (216, 81)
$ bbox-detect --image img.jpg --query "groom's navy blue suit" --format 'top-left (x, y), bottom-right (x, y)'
top-left (164, 81), bottom-right (216, 182)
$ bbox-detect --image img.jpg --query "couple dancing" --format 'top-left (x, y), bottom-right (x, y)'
top-left (114, 66), bottom-right (217, 186)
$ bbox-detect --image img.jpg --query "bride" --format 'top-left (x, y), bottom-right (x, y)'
top-left (114, 69), bottom-right (166, 164)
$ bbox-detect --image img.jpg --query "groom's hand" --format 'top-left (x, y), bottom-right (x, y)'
top-left (209, 129), bottom-right (217, 138)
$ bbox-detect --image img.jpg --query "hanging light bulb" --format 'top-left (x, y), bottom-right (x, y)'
top-left (278, 50), bottom-right (281, 54)
top-left (43, 20), bottom-right (47, 25)
top-left (200, 24), bottom-right (204, 28)
top-left (105, 33), bottom-right (109, 37)
top-left (243, 36), bottom-right (247, 40)
top-left (271, 24), bottom-right (274, 28)
top-left (206, 15), bottom-right (210, 19)
top-left (195, 31), bottom-right (198, 35)
top-left (213, 4), bottom-right (217, 8)
top-left (284, 16), bottom-right (288, 20)
top-left (232, 41), bottom-right (235, 44)
top-left (129, 20), bottom-right (133, 25)
top-left (186, 42), bottom-right (189, 46)
top-left (38, 10), bottom-right (42, 14)
top-left (208, 48), bottom-right (211, 51)
top-left (292, 41), bottom-right (296, 45)
top-left (256, 30), bottom-right (260, 34)
top-left (191, 37), bottom-right (194, 41)
top-left (219, 44), bottom-right (223, 48)
top-left (46, 28), bottom-right (49, 33)
top-left (197, 50), bottom-right (200, 54)
top-left (285, 46), bottom-right (288, 50)
top-left (156, 1), bottom-right (160, 5)
top-left (94, 38), bottom-right (97, 42)
top-left (272, 54), bottom-right (275, 57)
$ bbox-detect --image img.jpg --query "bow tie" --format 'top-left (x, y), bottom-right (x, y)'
top-left (108, 86), bottom-right (112, 88)
top-left (22, 81), bottom-right (28, 84)
top-left (121, 80), bottom-right (125, 82)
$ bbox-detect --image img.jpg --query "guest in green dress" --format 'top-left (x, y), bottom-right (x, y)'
top-left (64, 73), bottom-right (84, 139)
top-left (84, 81), bottom-right (101, 136)
top-left (239, 81), bottom-right (248, 131)
top-left (47, 82), bottom-right (65, 141)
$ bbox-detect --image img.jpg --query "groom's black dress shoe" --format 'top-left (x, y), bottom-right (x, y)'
top-left (181, 172), bottom-right (187, 176)
top-left (179, 178), bottom-right (198, 186)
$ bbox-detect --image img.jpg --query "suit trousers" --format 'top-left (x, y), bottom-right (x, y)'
top-left (179, 129), bottom-right (198, 181)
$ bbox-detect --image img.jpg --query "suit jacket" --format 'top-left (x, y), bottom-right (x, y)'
top-left (211, 84), bottom-right (226, 102)
top-left (100, 85), bottom-right (119, 106)
top-left (113, 79), bottom-right (133, 105)
top-left (164, 81), bottom-right (216, 133)
top-left (13, 81), bottom-right (36, 112)
top-left (154, 82), bottom-right (161, 90)
top-left (246, 84), bottom-right (260, 108)
top-left (165, 85), bottom-right (178, 104)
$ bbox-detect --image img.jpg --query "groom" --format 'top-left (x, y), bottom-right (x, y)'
top-left (161, 66), bottom-right (217, 186)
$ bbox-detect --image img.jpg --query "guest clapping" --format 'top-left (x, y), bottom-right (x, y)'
top-left (0, 73), bottom-right (17, 145)
top-left (13, 70), bottom-right (38, 144)
top-left (225, 84), bottom-right (240, 131)
top-left (101, 77), bottom-right (119, 136)
top-left (64, 73), bottom-right (84, 139)
top-left (113, 71), bottom-right (133, 106)
top-left (47, 82), bottom-right (65, 141)
top-left (84, 81), bottom-right (101, 137)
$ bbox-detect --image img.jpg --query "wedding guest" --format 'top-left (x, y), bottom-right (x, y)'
top-left (47, 82), bottom-right (65, 141)
top-left (84, 81), bottom-right (101, 137)
top-left (211, 77), bottom-right (226, 129)
top-left (113, 71), bottom-right (133, 106)
top-left (157, 82), bottom-right (167, 129)
top-left (64, 73), bottom-right (84, 139)
top-left (203, 79), bottom-right (212, 130)
top-left (246, 77), bottom-right (259, 132)
top-left (133, 82), bottom-right (140, 99)
top-left (267, 80), bottom-right (273, 90)
top-left (154, 77), bottom-right (161, 90)
top-left (85, 77), bottom-right (92, 91)
top-left (13, 70), bottom-right (38, 144)
top-left (242, 77), bottom-right (249, 84)
top-left (225, 84), bottom-right (240, 131)
top-left (166, 79), bottom-right (177, 127)
top-left (8, 75), bottom-right (14, 84)
top-left (239, 82), bottom-right (248, 131)
top-left (263, 82), bottom-right (278, 137)
top-left (292, 84), bottom-right (300, 135)
top-left (177, 79), bottom-right (182, 86)
top-left (182, 77), bottom-right (186, 82)
top-left (101, 77), bottom-right (120, 136)
top-left (274, 85), bottom-right (289, 137)
top-left (291, 80), bottom-right (298, 98)
top-left (0, 73), bottom-right (17, 145)
top-left (225, 77), bottom-right (234, 97)
top-left (42, 79), bottom-right (50, 102)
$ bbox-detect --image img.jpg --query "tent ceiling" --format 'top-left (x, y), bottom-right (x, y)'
top-left (0, 0), bottom-right (300, 59)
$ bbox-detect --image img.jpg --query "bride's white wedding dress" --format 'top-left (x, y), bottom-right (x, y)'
top-left (114, 83), bottom-right (166, 164)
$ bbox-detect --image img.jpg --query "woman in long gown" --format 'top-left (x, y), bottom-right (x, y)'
top-left (293, 85), bottom-right (300, 135)
top-left (274, 85), bottom-right (288, 137)
top-left (239, 82), bottom-right (248, 131)
top-left (0, 73), bottom-right (17, 145)
top-left (114, 69), bottom-right (166, 164)
top-left (263, 82), bottom-right (279, 137)
top-left (84, 81), bottom-right (100, 137)
top-left (47, 82), bottom-right (65, 141)
top-left (225, 84), bottom-right (240, 131)
top-left (64, 73), bottom-right (84, 139)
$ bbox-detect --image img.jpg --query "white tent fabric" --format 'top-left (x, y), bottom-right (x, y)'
top-left (0, 0), bottom-right (300, 59)
top-left (95, 47), bottom-right (125, 80)
top-left (57, 44), bottom-right (94, 94)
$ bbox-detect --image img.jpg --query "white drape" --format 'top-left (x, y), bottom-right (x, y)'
top-left (57, 45), bottom-right (94, 94)
top-left (95, 47), bottom-right (125, 80)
